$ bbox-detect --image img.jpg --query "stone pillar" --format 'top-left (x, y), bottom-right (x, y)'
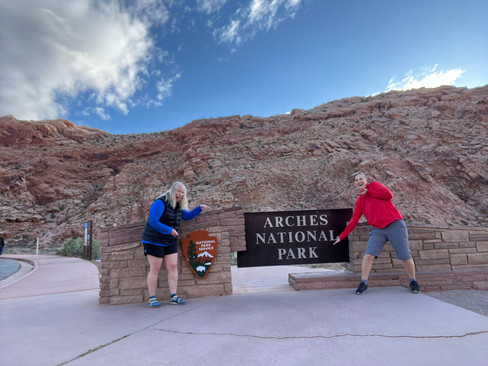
top-left (99, 207), bottom-right (245, 305)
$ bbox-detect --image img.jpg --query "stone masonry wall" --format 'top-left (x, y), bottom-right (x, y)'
top-left (290, 224), bottom-right (488, 292)
top-left (346, 224), bottom-right (488, 274)
top-left (99, 207), bottom-right (245, 305)
top-left (100, 210), bottom-right (488, 303)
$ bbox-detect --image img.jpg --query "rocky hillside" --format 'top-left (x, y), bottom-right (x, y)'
top-left (1, 85), bottom-right (487, 250)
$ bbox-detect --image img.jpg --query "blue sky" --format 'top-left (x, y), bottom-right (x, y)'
top-left (1, 0), bottom-right (487, 134)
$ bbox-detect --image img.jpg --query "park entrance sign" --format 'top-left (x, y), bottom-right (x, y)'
top-left (237, 208), bottom-right (353, 268)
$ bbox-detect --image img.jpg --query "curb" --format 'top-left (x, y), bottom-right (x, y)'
top-left (0, 256), bottom-right (39, 289)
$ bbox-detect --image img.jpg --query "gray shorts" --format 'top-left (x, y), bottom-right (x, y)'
top-left (366, 220), bottom-right (412, 260)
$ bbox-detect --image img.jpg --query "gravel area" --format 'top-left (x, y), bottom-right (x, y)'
top-left (426, 290), bottom-right (488, 317)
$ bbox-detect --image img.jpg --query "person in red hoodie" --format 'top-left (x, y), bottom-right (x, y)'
top-left (333, 171), bottom-right (421, 295)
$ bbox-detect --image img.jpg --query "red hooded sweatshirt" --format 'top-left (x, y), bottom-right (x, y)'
top-left (338, 181), bottom-right (403, 241)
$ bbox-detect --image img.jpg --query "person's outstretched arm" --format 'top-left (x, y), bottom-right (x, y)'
top-left (181, 204), bottom-right (210, 220)
top-left (333, 198), bottom-right (364, 245)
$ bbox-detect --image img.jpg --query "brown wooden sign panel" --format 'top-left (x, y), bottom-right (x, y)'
top-left (181, 230), bottom-right (218, 279)
top-left (238, 208), bottom-right (352, 268)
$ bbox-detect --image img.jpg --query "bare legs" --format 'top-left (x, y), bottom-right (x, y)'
top-left (146, 253), bottom-right (179, 296)
top-left (147, 255), bottom-right (163, 296)
top-left (361, 254), bottom-right (375, 280)
top-left (164, 253), bottom-right (178, 294)
top-left (401, 257), bottom-right (416, 279)
top-left (361, 254), bottom-right (416, 281)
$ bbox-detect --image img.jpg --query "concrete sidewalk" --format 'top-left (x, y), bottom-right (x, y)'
top-left (0, 255), bottom-right (99, 298)
top-left (1, 255), bottom-right (488, 366)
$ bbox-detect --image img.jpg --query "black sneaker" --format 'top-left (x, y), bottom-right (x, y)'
top-left (355, 282), bottom-right (368, 295)
top-left (409, 280), bottom-right (421, 293)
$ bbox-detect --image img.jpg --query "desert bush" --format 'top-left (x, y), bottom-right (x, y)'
top-left (56, 237), bottom-right (100, 260)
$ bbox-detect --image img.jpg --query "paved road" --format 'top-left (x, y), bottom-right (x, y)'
top-left (1, 255), bottom-right (488, 366)
top-left (0, 258), bottom-right (20, 280)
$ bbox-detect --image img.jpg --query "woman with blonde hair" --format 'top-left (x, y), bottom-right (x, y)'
top-left (333, 171), bottom-right (420, 295)
top-left (141, 182), bottom-right (209, 307)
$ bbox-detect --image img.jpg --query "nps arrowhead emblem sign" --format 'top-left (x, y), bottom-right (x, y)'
top-left (181, 230), bottom-right (218, 279)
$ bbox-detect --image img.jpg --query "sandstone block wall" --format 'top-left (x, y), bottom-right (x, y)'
top-left (289, 224), bottom-right (488, 292)
top-left (346, 224), bottom-right (488, 274)
top-left (99, 207), bottom-right (245, 305)
top-left (100, 211), bottom-right (488, 304)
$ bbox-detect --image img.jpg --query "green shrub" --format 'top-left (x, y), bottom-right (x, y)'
top-left (56, 237), bottom-right (100, 260)
top-left (230, 251), bottom-right (237, 266)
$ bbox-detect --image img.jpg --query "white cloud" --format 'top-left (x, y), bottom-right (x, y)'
top-left (0, 0), bottom-right (305, 123)
top-left (386, 65), bottom-right (465, 91)
top-left (130, 0), bottom-right (170, 26)
top-left (82, 106), bottom-right (111, 121)
top-left (213, 0), bottom-right (303, 45)
top-left (0, 0), bottom-right (161, 120)
top-left (197, 0), bottom-right (228, 14)
top-left (156, 73), bottom-right (182, 101)
top-left (215, 19), bottom-right (242, 44)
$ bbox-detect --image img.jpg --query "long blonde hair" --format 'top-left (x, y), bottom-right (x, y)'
top-left (157, 182), bottom-right (188, 210)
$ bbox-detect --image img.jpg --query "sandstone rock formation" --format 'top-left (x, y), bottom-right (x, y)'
top-left (0, 85), bottom-right (487, 251)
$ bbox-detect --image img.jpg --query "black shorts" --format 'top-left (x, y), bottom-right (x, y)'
top-left (143, 242), bottom-right (177, 258)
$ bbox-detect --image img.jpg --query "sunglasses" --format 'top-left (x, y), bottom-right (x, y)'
top-left (351, 171), bottom-right (362, 177)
